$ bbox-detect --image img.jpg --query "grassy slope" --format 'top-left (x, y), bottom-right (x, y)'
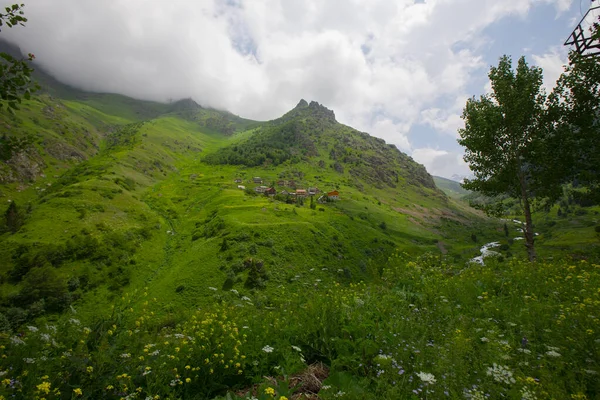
top-left (1, 93), bottom-right (503, 323)
top-left (433, 175), bottom-right (471, 199)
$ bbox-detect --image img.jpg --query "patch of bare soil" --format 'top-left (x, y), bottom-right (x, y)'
top-left (234, 363), bottom-right (329, 399)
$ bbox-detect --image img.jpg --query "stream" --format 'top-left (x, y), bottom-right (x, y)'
top-left (470, 219), bottom-right (539, 265)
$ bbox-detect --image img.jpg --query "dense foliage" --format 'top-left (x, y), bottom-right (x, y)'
top-left (1, 255), bottom-right (599, 399)
top-left (0, 4), bottom-right (38, 111)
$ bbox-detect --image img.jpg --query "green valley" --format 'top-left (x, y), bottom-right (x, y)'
top-left (1, 17), bottom-right (599, 399)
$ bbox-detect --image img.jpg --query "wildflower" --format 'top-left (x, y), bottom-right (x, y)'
top-left (27, 326), bottom-right (39, 332)
top-left (280, 397), bottom-right (288, 400)
top-left (208, 287), bottom-right (218, 291)
top-left (185, 378), bottom-right (191, 383)
top-left (69, 318), bottom-right (80, 325)
top-left (120, 353), bottom-right (131, 358)
top-left (521, 386), bottom-right (537, 400)
top-left (416, 371), bottom-right (436, 385)
top-left (36, 381), bottom-right (51, 394)
top-left (10, 337), bottom-right (25, 346)
top-left (23, 358), bottom-right (35, 364)
top-left (73, 388), bottom-right (83, 396)
top-left (480, 337), bottom-right (489, 343)
top-left (464, 388), bottom-right (486, 400)
top-left (546, 350), bottom-right (561, 358)
top-left (262, 345), bottom-right (274, 353)
top-left (486, 364), bottom-right (515, 385)
top-left (264, 387), bottom-right (275, 395)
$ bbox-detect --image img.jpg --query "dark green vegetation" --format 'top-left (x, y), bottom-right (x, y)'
top-left (0, 5), bottom-right (37, 112)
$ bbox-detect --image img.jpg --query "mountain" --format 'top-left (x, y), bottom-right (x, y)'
top-left (450, 173), bottom-right (472, 182)
top-left (205, 99), bottom-right (436, 190)
top-left (0, 58), bottom-right (499, 331)
top-left (433, 175), bottom-right (471, 199)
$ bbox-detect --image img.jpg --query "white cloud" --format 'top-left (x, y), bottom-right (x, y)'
top-left (532, 47), bottom-right (568, 92)
top-left (2, 0), bottom-right (574, 155)
top-left (411, 148), bottom-right (470, 178)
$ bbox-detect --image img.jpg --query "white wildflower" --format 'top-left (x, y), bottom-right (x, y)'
top-left (69, 318), bottom-right (80, 325)
top-left (230, 289), bottom-right (239, 295)
top-left (517, 348), bottom-right (531, 354)
top-left (464, 388), bottom-right (486, 400)
top-left (262, 345), bottom-right (274, 353)
top-left (241, 296), bottom-right (251, 302)
top-left (521, 386), bottom-right (537, 400)
top-left (10, 336), bottom-right (25, 345)
top-left (120, 353), bottom-right (131, 358)
top-left (546, 350), bottom-right (561, 358)
top-left (480, 337), bottom-right (490, 343)
top-left (334, 391), bottom-right (346, 398)
top-left (208, 287), bottom-right (217, 291)
top-left (322, 385), bottom-right (331, 390)
top-left (23, 358), bottom-right (36, 364)
top-left (26, 326), bottom-right (38, 332)
top-left (416, 371), bottom-right (436, 385)
top-left (486, 364), bottom-right (515, 385)
top-left (291, 345), bottom-right (302, 352)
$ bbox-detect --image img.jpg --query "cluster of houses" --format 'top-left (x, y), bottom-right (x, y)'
top-left (234, 177), bottom-right (340, 202)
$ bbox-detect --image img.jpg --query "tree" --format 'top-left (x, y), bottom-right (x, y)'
top-left (0, 3), bottom-right (37, 111)
top-left (4, 200), bottom-right (21, 233)
top-left (458, 55), bottom-right (555, 262)
top-left (548, 18), bottom-right (600, 202)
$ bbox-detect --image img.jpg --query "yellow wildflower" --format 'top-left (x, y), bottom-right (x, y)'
top-left (73, 388), bottom-right (83, 396)
top-left (264, 387), bottom-right (275, 395)
top-left (36, 381), bottom-right (51, 394)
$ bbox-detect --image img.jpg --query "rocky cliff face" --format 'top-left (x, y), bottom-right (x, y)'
top-left (0, 148), bottom-right (46, 183)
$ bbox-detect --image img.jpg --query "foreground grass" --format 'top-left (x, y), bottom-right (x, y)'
top-left (1, 254), bottom-right (598, 400)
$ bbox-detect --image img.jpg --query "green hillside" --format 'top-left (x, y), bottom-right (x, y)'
top-left (0, 62), bottom-right (599, 400)
top-left (433, 175), bottom-right (471, 199)
top-left (0, 73), bottom-right (501, 328)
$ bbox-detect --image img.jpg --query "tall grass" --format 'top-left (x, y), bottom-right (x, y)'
top-left (1, 254), bottom-right (598, 399)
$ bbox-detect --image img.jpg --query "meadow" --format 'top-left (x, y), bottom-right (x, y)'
top-left (1, 252), bottom-right (599, 400)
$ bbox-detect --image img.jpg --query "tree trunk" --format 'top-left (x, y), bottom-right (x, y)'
top-left (519, 173), bottom-right (536, 262)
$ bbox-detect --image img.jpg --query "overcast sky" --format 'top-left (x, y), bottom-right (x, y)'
top-left (2, 0), bottom-right (592, 178)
